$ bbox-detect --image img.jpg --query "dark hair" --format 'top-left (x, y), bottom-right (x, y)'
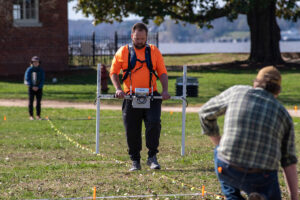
top-left (131, 22), bottom-right (148, 35)
top-left (30, 61), bottom-right (41, 65)
top-left (254, 78), bottom-right (281, 95)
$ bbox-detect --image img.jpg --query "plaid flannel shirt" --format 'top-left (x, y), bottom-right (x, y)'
top-left (199, 85), bottom-right (297, 170)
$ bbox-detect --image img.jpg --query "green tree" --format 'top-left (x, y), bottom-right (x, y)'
top-left (74, 0), bottom-right (300, 65)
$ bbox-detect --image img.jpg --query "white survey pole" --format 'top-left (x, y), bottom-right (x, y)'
top-left (96, 63), bottom-right (101, 154)
top-left (181, 65), bottom-right (187, 156)
top-left (95, 65), bottom-right (187, 156)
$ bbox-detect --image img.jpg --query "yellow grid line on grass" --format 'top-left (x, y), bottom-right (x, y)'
top-left (46, 117), bottom-right (126, 164)
top-left (46, 117), bottom-right (224, 199)
top-left (47, 117), bottom-right (104, 156)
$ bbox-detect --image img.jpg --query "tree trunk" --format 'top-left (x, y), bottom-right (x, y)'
top-left (247, 0), bottom-right (284, 65)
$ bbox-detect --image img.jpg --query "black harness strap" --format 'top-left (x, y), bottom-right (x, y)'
top-left (121, 45), bottom-right (135, 82)
top-left (121, 44), bottom-right (159, 88)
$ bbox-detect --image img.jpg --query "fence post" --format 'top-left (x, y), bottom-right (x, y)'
top-left (68, 36), bottom-right (72, 66)
top-left (69, 47), bottom-right (73, 66)
top-left (92, 31), bottom-right (96, 66)
top-left (156, 32), bottom-right (159, 48)
top-left (114, 31), bottom-right (118, 53)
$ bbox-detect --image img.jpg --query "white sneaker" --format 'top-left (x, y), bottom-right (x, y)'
top-left (147, 155), bottom-right (161, 169)
top-left (129, 161), bottom-right (141, 171)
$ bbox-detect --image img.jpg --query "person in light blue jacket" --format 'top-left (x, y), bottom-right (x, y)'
top-left (24, 56), bottom-right (45, 120)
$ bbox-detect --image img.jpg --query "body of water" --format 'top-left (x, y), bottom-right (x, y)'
top-left (159, 41), bottom-right (300, 54)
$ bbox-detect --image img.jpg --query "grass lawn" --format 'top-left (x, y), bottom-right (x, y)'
top-left (1, 106), bottom-right (300, 199)
top-left (1, 67), bottom-right (300, 107)
top-left (163, 53), bottom-right (249, 66)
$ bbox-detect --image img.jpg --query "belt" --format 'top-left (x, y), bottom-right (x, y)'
top-left (230, 165), bottom-right (266, 174)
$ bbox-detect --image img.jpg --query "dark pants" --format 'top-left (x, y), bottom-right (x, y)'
top-left (214, 147), bottom-right (281, 200)
top-left (28, 87), bottom-right (43, 117)
top-left (122, 95), bottom-right (162, 162)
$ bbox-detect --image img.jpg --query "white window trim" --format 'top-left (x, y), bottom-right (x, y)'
top-left (13, 0), bottom-right (42, 27)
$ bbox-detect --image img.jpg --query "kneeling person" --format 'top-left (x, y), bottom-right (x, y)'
top-left (198, 66), bottom-right (298, 199)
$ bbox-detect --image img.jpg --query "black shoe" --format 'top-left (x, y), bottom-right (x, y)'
top-left (248, 193), bottom-right (265, 200)
top-left (129, 161), bottom-right (141, 171)
top-left (147, 155), bottom-right (161, 169)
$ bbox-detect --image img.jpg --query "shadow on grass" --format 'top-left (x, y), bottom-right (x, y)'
top-left (168, 60), bottom-right (300, 72)
top-left (278, 95), bottom-right (300, 106)
top-left (48, 117), bottom-right (96, 121)
top-left (45, 91), bottom-right (94, 95)
top-left (3, 61), bottom-right (300, 84)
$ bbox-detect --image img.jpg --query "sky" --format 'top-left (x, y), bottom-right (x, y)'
top-left (68, 1), bottom-right (93, 20)
top-left (68, 1), bottom-right (140, 20)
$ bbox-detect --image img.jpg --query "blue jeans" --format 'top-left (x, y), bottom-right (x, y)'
top-left (214, 147), bottom-right (281, 200)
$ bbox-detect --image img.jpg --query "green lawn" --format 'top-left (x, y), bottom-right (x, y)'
top-left (1, 67), bottom-right (300, 107)
top-left (163, 53), bottom-right (249, 66)
top-left (1, 106), bottom-right (300, 199)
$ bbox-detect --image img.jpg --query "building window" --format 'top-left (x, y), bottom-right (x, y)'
top-left (13, 0), bottom-right (42, 27)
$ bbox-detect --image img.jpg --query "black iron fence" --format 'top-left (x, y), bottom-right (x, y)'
top-left (69, 32), bottom-right (159, 67)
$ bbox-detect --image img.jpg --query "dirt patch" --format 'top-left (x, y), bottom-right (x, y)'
top-left (1, 99), bottom-right (300, 117)
top-left (0, 99), bottom-right (196, 113)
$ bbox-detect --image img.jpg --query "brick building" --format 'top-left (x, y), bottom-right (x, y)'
top-left (0, 0), bottom-right (68, 76)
